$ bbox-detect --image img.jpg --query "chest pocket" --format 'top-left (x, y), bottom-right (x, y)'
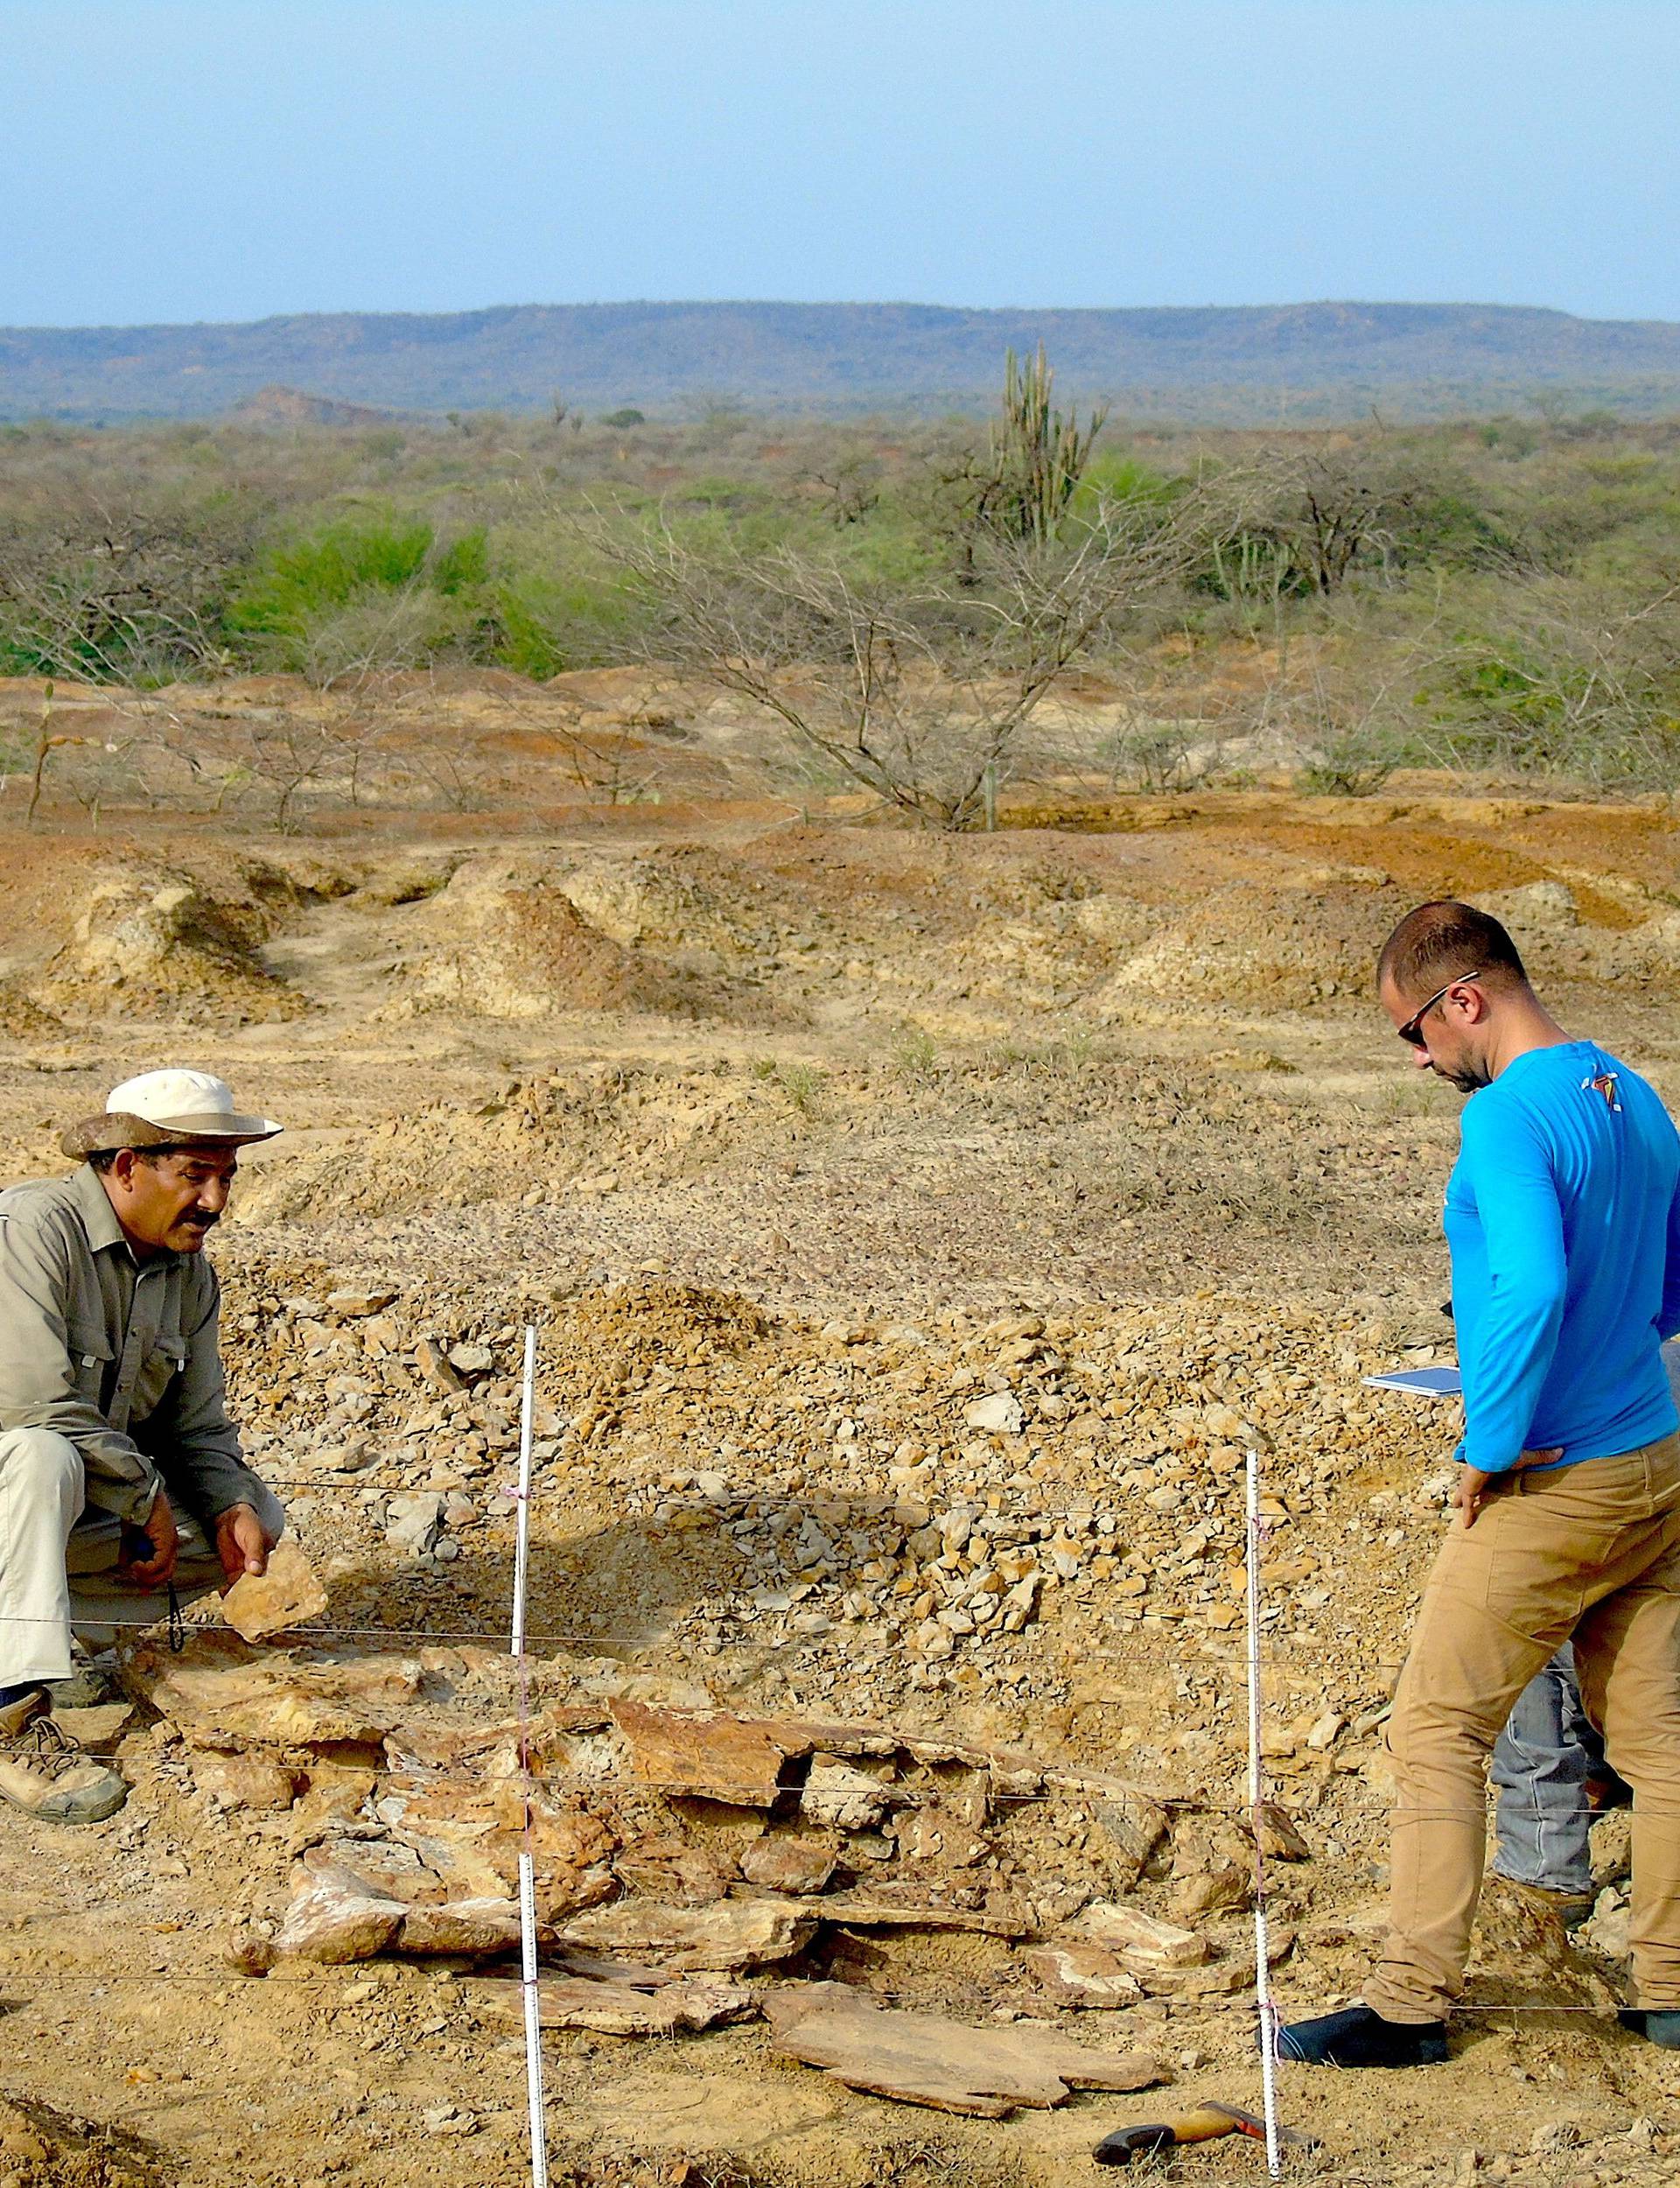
top-left (130, 1330), bottom-right (187, 1426)
top-left (67, 1324), bottom-right (114, 1411)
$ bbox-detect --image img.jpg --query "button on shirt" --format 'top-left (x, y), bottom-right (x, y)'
top-left (0, 1164), bottom-right (263, 1525)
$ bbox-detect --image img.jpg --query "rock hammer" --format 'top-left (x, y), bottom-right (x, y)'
top-left (1094, 2100), bottom-right (1321, 2165)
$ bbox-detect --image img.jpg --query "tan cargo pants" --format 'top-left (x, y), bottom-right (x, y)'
top-left (1367, 1433), bottom-right (1680, 2020)
top-left (0, 1427), bottom-right (286, 1687)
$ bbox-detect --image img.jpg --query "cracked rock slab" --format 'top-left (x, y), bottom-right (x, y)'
top-left (763, 1982), bottom-right (1166, 2117)
top-left (553, 1896), bottom-right (818, 1971)
top-left (477, 1969), bottom-right (758, 2037)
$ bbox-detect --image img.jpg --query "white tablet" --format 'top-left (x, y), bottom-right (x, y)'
top-left (1363, 1365), bottom-right (1463, 1397)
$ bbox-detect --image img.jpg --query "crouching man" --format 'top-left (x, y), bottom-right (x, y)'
top-left (0, 1071), bottom-right (286, 1825)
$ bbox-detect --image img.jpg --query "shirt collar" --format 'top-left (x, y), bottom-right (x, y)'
top-left (68, 1161), bottom-right (170, 1265)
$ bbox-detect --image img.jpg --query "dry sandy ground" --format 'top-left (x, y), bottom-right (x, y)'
top-left (0, 768), bottom-right (1676, 2188)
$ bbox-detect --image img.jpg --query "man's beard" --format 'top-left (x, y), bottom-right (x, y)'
top-left (1438, 1062), bottom-right (1490, 1094)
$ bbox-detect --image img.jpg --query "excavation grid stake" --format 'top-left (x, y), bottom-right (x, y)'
top-left (510, 1324), bottom-right (549, 2188)
top-left (1245, 1446), bottom-right (1284, 2177)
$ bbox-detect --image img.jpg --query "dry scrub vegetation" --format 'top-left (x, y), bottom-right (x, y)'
top-left (4, 359), bottom-right (1680, 831)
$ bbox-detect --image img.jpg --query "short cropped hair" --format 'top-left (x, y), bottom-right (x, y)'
top-left (85, 1147), bottom-right (169, 1175)
top-left (1376, 900), bottom-right (1528, 999)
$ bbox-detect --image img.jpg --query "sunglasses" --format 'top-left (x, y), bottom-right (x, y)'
top-left (1398, 969), bottom-right (1483, 1048)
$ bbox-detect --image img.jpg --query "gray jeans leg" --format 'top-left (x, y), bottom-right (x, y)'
top-left (1490, 1643), bottom-right (1602, 1893)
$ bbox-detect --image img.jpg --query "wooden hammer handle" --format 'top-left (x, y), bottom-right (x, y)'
top-left (1094, 2108), bottom-right (1242, 2164)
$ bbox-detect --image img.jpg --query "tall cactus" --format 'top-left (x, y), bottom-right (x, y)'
top-left (985, 344), bottom-right (1108, 547)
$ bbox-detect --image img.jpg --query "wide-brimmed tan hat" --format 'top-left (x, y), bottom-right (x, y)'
top-left (60, 1069), bottom-right (284, 1160)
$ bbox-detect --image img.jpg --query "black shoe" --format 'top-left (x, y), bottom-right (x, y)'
top-left (1278, 2004), bottom-right (1449, 2068)
top-left (1619, 2009), bottom-right (1680, 2051)
top-left (1587, 1767), bottom-right (1634, 1813)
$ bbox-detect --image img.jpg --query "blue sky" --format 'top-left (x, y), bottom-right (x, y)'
top-left (2, 0), bottom-right (1674, 327)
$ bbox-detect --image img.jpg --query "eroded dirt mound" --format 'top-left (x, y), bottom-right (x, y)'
top-left (557, 847), bottom-right (774, 960)
top-left (0, 844), bottom-right (314, 1027)
top-left (234, 1063), bottom-right (777, 1222)
top-left (375, 854), bottom-right (760, 1023)
top-left (37, 863), bottom-right (305, 1024)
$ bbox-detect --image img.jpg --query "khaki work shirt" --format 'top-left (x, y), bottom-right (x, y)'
top-left (0, 1164), bottom-right (264, 1525)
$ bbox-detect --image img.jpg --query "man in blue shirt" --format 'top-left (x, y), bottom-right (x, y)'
top-left (1282, 899), bottom-right (1680, 2067)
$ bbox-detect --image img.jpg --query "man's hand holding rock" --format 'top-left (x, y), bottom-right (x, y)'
top-left (214, 1502), bottom-right (275, 1588)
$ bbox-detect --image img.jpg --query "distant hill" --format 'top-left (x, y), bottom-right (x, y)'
top-left (5, 300), bottom-right (1680, 423)
top-left (225, 383), bottom-right (405, 429)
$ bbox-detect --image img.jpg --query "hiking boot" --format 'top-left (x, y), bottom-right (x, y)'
top-left (0, 1692), bottom-right (127, 1825)
top-left (1486, 1871), bottom-right (1597, 1934)
top-left (1587, 1768), bottom-right (1634, 1813)
top-left (46, 1654), bottom-right (117, 1710)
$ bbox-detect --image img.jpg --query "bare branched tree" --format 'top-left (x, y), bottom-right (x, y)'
top-left (1200, 448), bottom-right (1516, 604)
top-left (1423, 575), bottom-right (1680, 796)
top-left (0, 496), bottom-right (256, 684)
top-left (588, 498), bottom-right (1198, 831)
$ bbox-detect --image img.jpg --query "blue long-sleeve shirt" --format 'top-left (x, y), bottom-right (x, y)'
top-left (1446, 1041), bottom-right (1680, 1472)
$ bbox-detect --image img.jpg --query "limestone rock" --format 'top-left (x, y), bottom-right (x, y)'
top-left (555, 1896), bottom-right (817, 1972)
top-left (610, 1699), bottom-right (794, 1806)
top-left (221, 1538), bottom-right (329, 1641)
top-left (815, 1885), bottom-right (1036, 1938)
top-left (764, 1981), bottom-right (1165, 2116)
top-left (446, 1343), bottom-right (495, 1378)
top-left (963, 1392), bottom-right (1025, 1435)
top-left (1580, 1888), bottom-right (1631, 1960)
top-left (1093, 1791), bottom-right (1171, 1887)
top-left (398, 1897), bottom-right (523, 1956)
top-left (478, 1969), bottom-right (758, 2036)
top-left (801, 1755), bottom-right (892, 1831)
top-left (1024, 1940), bottom-right (1144, 2008)
top-left (1137, 1928), bottom-right (1297, 1999)
top-left (894, 1806), bottom-right (990, 1869)
top-left (415, 1336), bottom-right (466, 1393)
top-left (1077, 1903), bottom-right (1208, 1969)
top-left (293, 1764), bottom-right (379, 1827)
top-left (1173, 1862), bottom-right (1251, 1919)
top-left (123, 1630), bottom-right (422, 1752)
top-left (193, 1751), bottom-right (300, 1812)
top-left (50, 1700), bottom-right (133, 1750)
top-left (385, 1491), bottom-right (444, 1555)
top-left (740, 1834), bottom-right (838, 1894)
top-left (372, 1778), bottom-right (619, 1922)
top-left (274, 1859), bottom-right (407, 1964)
top-left (223, 1925), bottom-right (276, 1975)
top-left (614, 1838), bottom-right (738, 1907)
top-left (1251, 1801), bottom-right (1311, 1862)
top-left (327, 1289), bottom-right (396, 1319)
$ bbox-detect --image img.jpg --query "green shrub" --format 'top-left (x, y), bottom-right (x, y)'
top-left (228, 515), bottom-right (492, 675)
top-left (232, 519), bottom-right (430, 635)
top-left (490, 565), bottom-right (647, 678)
